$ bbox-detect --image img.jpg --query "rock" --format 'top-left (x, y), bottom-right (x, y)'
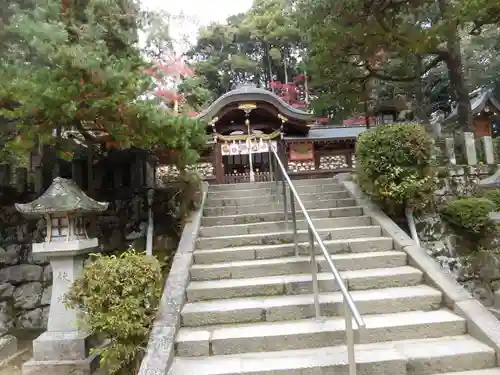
top-left (0, 302), bottom-right (13, 331)
top-left (42, 265), bottom-right (52, 283)
top-left (0, 284), bottom-right (14, 300)
top-left (0, 246), bottom-right (20, 266)
top-left (28, 251), bottom-right (49, 266)
top-left (41, 306), bottom-right (49, 328)
top-left (13, 282), bottom-right (42, 309)
top-left (16, 223), bottom-right (28, 243)
top-left (41, 286), bottom-right (51, 306)
top-left (0, 265), bottom-right (43, 285)
top-left (17, 308), bottom-right (44, 329)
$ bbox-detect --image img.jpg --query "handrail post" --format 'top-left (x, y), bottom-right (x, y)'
top-left (282, 176), bottom-right (288, 229)
top-left (345, 299), bottom-right (357, 375)
top-left (290, 193), bottom-right (299, 256)
top-left (268, 147), bottom-right (274, 182)
top-left (309, 227), bottom-right (321, 319)
top-left (269, 147), bottom-right (364, 375)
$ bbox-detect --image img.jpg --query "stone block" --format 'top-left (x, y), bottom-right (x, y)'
top-left (454, 298), bottom-right (500, 358)
top-left (463, 132), bottom-right (478, 165)
top-left (0, 334), bottom-right (17, 360)
top-left (22, 350), bottom-right (100, 375)
top-left (405, 244), bottom-right (470, 307)
top-left (13, 282), bottom-right (43, 309)
top-left (0, 265), bottom-right (43, 285)
top-left (482, 136), bottom-right (495, 164)
top-left (17, 307), bottom-right (45, 329)
top-left (32, 331), bottom-right (92, 361)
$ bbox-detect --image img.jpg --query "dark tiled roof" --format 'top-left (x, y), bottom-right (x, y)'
top-left (285, 126), bottom-right (367, 141)
top-left (445, 88), bottom-right (500, 123)
top-left (196, 85), bottom-right (314, 122)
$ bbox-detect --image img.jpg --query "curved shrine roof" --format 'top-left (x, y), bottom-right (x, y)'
top-left (195, 85), bottom-right (314, 122)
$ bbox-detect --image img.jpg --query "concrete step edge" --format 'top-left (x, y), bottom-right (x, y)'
top-left (196, 225), bottom-right (380, 241)
top-left (181, 284), bottom-right (441, 315)
top-left (190, 250), bottom-right (405, 270)
top-left (176, 309), bottom-right (465, 352)
top-left (169, 335), bottom-right (493, 375)
top-left (193, 237), bottom-right (393, 254)
top-left (199, 216), bottom-right (372, 236)
top-left (187, 265), bottom-right (422, 292)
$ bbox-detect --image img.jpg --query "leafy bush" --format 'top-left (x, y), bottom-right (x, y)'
top-left (65, 249), bottom-right (163, 374)
top-left (480, 189), bottom-right (500, 211)
top-left (355, 123), bottom-right (436, 215)
top-left (440, 197), bottom-right (498, 252)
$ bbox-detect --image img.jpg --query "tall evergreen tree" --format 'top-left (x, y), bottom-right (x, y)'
top-left (0, 0), bottom-right (205, 164)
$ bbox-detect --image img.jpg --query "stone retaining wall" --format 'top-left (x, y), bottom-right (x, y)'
top-left (415, 165), bottom-right (498, 305)
top-left (0, 188), bottom-right (181, 331)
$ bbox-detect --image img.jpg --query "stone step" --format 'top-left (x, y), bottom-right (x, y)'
top-left (201, 206), bottom-right (364, 227)
top-left (180, 285), bottom-right (442, 326)
top-left (190, 250), bottom-right (406, 281)
top-left (208, 183), bottom-right (345, 199)
top-left (199, 216), bottom-right (373, 237)
top-left (205, 190), bottom-right (350, 207)
top-left (443, 370), bottom-right (500, 375)
top-left (170, 335), bottom-right (495, 375)
top-left (203, 198), bottom-right (356, 216)
top-left (196, 225), bottom-right (382, 250)
top-left (193, 237), bottom-right (394, 264)
top-left (208, 178), bottom-right (340, 191)
top-left (176, 309), bottom-right (466, 356)
top-left (186, 266), bottom-right (423, 301)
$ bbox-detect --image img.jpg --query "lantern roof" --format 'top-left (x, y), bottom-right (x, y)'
top-left (15, 177), bottom-right (109, 216)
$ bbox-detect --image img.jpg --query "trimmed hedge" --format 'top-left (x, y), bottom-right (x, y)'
top-left (355, 123), bottom-right (436, 215)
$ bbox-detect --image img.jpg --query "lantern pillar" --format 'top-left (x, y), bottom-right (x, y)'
top-left (16, 177), bottom-right (109, 375)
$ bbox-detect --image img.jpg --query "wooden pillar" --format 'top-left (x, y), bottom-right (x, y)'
top-left (130, 156), bottom-right (143, 190)
top-left (214, 142), bottom-right (224, 184)
top-left (113, 168), bottom-right (123, 189)
top-left (145, 159), bottom-right (156, 188)
top-left (278, 139), bottom-right (288, 171)
top-left (15, 168), bottom-right (27, 193)
top-left (314, 146), bottom-right (321, 170)
top-left (0, 165), bottom-right (11, 188)
top-left (346, 152), bottom-right (353, 168)
top-left (34, 167), bottom-right (44, 194)
top-left (94, 166), bottom-right (104, 191)
top-left (71, 159), bottom-right (84, 187)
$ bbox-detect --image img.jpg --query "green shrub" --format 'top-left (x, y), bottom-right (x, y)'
top-left (480, 189), bottom-right (500, 210)
top-left (64, 249), bottom-right (163, 374)
top-left (355, 123), bottom-right (436, 215)
top-left (440, 197), bottom-right (497, 251)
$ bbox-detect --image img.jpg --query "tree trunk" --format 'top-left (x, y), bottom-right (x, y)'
top-left (413, 54), bottom-right (428, 124)
top-left (265, 43), bottom-right (273, 91)
top-left (437, 0), bottom-right (473, 133)
top-left (444, 34), bottom-right (473, 132)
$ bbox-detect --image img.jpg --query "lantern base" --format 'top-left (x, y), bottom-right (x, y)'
top-left (32, 331), bottom-right (95, 361)
top-left (22, 351), bottom-right (99, 375)
top-left (24, 331), bottom-right (102, 375)
top-left (32, 238), bottom-right (98, 257)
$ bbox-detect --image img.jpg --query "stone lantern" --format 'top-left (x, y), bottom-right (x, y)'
top-left (15, 177), bottom-right (108, 375)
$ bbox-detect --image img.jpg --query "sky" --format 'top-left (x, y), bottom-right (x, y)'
top-left (141, 0), bottom-right (254, 52)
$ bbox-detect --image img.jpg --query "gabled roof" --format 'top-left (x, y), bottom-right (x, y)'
top-left (284, 126), bottom-right (366, 141)
top-left (195, 85), bottom-right (314, 122)
top-left (445, 88), bottom-right (500, 123)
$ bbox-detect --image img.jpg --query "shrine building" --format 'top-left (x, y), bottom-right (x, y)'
top-left (189, 85), bottom-right (365, 184)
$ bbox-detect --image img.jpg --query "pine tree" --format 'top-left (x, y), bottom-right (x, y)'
top-left (0, 0), bottom-right (205, 165)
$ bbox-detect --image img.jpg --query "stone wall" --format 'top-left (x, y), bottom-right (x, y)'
top-left (0, 187), bottom-right (182, 332)
top-left (414, 132), bottom-right (499, 305)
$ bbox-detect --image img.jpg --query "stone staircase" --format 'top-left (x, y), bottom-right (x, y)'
top-left (167, 178), bottom-right (500, 375)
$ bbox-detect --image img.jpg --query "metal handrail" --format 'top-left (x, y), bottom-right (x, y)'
top-left (267, 143), bottom-right (365, 375)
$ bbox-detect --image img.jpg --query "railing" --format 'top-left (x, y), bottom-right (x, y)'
top-left (268, 143), bottom-right (366, 375)
top-left (223, 171), bottom-right (272, 184)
